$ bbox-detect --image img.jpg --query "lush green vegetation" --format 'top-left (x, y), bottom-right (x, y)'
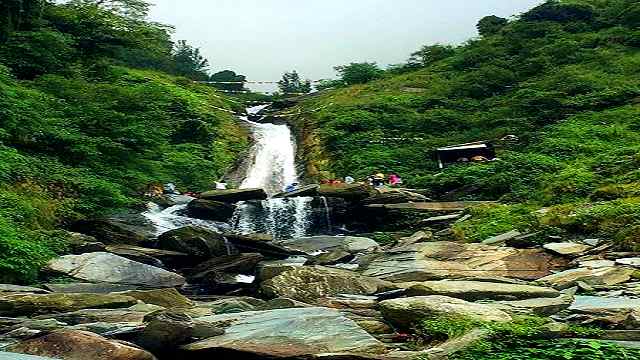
top-left (293, 0), bottom-right (640, 247)
top-left (414, 315), bottom-right (638, 360)
top-left (0, 0), bottom-right (248, 283)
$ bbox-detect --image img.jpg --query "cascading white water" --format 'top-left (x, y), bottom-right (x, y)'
top-left (143, 202), bottom-right (231, 235)
top-left (233, 105), bottom-right (312, 239)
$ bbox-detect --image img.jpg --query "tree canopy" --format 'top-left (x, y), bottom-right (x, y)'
top-left (278, 70), bottom-right (312, 94)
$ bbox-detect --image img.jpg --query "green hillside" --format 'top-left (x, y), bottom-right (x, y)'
top-left (0, 0), bottom-right (248, 282)
top-left (290, 0), bottom-right (640, 248)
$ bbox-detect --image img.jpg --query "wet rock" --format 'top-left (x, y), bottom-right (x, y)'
top-left (156, 226), bottom-right (230, 259)
top-left (362, 241), bottom-right (566, 282)
top-left (71, 214), bottom-right (156, 245)
top-left (379, 296), bottom-right (512, 328)
top-left (260, 266), bottom-right (395, 304)
top-left (277, 236), bottom-right (379, 256)
top-left (116, 288), bottom-right (193, 309)
top-left (495, 294), bottom-right (575, 316)
top-left (543, 243), bottom-right (592, 257)
top-left (46, 252), bottom-right (185, 288)
top-left (0, 293), bottom-right (137, 317)
top-left (537, 267), bottom-right (635, 289)
top-left (273, 184), bottom-right (320, 198)
top-left (403, 280), bottom-right (560, 301)
top-left (6, 330), bottom-right (156, 360)
top-left (187, 253), bottom-right (265, 283)
top-left (181, 307), bottom-right (386, 358)
top-left (199, 188), bottom-right (268, 202)
top-left (186, 200), bottom-right (235, 222)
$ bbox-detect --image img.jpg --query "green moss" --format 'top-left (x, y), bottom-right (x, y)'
top-left (452, 204), bottom-right (540, 242)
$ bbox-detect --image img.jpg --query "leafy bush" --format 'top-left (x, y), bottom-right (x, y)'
top-left (452, 204), bottom-right (540, 242)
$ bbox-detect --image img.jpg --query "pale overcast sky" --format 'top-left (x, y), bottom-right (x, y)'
top-left (148, 1), bottom-right (542, 90)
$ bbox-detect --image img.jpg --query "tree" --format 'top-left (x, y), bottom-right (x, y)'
top-left (278, 71), bottom-right (312, 94)
top-left (521, 0), bottom-right (595, 23)
top-left (173, 40), bottom-right (209, 80)
top-left (209, 70), bottom-right (246, 91)
top-left (315, 79), bottom-right (344, 91)
top-left (0, 30), bottom-right (75, 79)
top-left (408, 45), bottom-right (456, 67)
top-left (0, 0), bottom-right (46, 42)
top-left (73, 0), bottom-right (151, 19)
top-left (334, 62), bottom-right (384, 85)
top-left (477, 15), bottom-right (509, 37)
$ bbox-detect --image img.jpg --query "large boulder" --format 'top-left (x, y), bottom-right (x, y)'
top-left (379, 296), bottom-right (512, 328)
top-left (6, 330), bottom-right (156, 360)
top-left (135, 310), bottom-right (195, 352)
top-left (186, 200), bottom-right (234, 222)
top-left (43, 283), bottom-right (139, 294)
top-left (537, 266), bottom-right (635, 289)
top-left (36, 309), bottom-right (150, 325)
top-left (156, 226), bottom-right (230, 259)
top-left (199, 188), bottom-right (267, 202)
top-left (181, 307), bottom-right (386, 358)
top-left (0, 293), bottom-right (137, 317)
top-left (71, 214), bottom-right (156, 245)
top-left (403, 280), bottom-right (560, 301)
top-left (46, 252), bottom-right (186, 287)
top-left (361, 241), bottom-right (567, 282)
top-left (260, 266), bottom-right (395, 304)
top-left (0, 285), bottom-right (48, 295)
top-left (277, 236), bottom-right (379, 256)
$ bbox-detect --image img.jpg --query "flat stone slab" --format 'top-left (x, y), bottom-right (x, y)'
top-left (616, 258), bottom-right (640, 267)
top-left (543, 243), bottom-right (592, 256)
top-left (362, 241), bottom-right (566, 282)
top-left (537, 267), bottom-right (635, 290)
top-left (482, 230), bottom-right (523, 245)
top-left (571, 296), bottom-right (640, 311)
top-left (379, 296), bottom-right (512, 327)
top-left (182, 307), bottom-right (386, 358)
top-left (47, 252), bottom-right (185, 288)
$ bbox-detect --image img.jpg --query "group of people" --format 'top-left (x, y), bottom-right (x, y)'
top-left (367, 172), bottom-right (402, 188)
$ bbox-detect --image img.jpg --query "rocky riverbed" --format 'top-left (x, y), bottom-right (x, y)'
top-left (2, 186), bottom-right (640, 359)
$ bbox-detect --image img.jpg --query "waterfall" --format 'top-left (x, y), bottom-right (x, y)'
top-left (320, 196), bottom-right (332, 233)
top-left (143, 202), bottom-right (231, 235)
top-left (232, 105), bottom-right (312, 240)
